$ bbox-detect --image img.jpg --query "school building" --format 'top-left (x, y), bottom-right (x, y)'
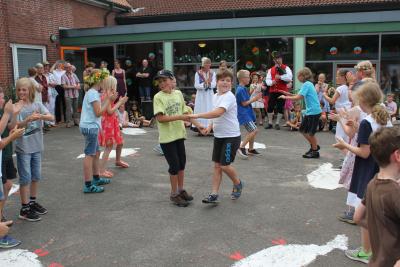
top-left (3, 0), bottom-right (400, 92)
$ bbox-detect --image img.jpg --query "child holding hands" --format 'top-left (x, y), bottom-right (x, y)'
top-left (190, 69), bottom-right (243, 204)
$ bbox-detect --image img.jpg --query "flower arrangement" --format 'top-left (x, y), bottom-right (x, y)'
top-left (84, 68), bottom-right (110, 87)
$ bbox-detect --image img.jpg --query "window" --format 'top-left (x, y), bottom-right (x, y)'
top-left (173, 40), bottom-right (235, 90)
top-left (306, 63), bottom-right (333, 85)
top-left (381, 34), bottom-right (400, 94)
top-left (236, 38), bottom-right (293, 73)
top-left (11, 44), bottom-right (46, 82)
top-left (306, 35), bottom-right (379, 61)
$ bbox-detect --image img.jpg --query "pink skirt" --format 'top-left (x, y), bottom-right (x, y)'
top-left (284, 99), bottom-right (293, 110)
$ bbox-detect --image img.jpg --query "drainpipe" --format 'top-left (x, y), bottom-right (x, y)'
top-left (104, 3), bottom-right (114, 26)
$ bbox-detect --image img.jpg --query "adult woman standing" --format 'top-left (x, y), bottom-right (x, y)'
top-left (112, 59), bottom-right (127, 98)
top-left (50, 61), bottom-right (66, 124)
top-left (194, 57), bottom-right (216, 129)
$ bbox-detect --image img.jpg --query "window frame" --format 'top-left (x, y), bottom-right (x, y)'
top-left (10, 43), bottom-right (47, 83)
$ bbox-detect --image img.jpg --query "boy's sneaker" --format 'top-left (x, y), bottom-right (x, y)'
top-left (231, 181), bottom-right (243, 200)
top-left (202, 194), bottom-right (219, 204)
top-left (265, 124), bottom-right (273, 129)
top-left (345, 247), bottom-right (371, 264)
top-left (92, 178), bottom-right (111, 186)
top-left (303, 150), bottom-right (320, 159)
top-left (0, 235), bottom-right (21, 248)
top-left (274, 124), bottom-right (280, 130)
top-left (337, 211), bottom-right (356, 225)
top-left (19, 207), bottom-right (41, 222)
top-left (248, 149), bottom-right (261, 155)
top-left (237, 148), bottom-right (248, 159)
top-left (83, 184), bottom-right (104, 193)
top-left (179, 190), bottom-right (193, 202)
top-left (29, 202), bottom-right (48, 215)
top-left (170, 194), bottom-right (189, 207)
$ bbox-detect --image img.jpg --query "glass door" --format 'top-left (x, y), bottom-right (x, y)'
top-left (60, 46), bottom-right (87, 82)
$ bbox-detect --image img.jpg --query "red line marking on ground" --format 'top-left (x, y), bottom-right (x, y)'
top-left (34, 248), bottom-right (49, 257)
top-left (271, 238), bottom-right (287, 245)
top-left (48, 263), bottom-right (64, 267)
top-left (229, 251), bottom-right (245, 261)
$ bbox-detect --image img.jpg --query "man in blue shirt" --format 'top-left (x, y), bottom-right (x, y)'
top-left (235, 70), bottom-right (263, 158)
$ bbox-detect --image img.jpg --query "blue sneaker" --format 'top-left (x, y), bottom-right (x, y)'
top-left (231, 181), bottom-right (243, 200)
top-left (0, 235), bottom-right (21, 248)
top-left (202, 194), bottom-right (219, 204)
top-left (83, 184), bottom-right (104, 193)
top-left (92, 178), bottom-right (111, 186)
top-left (153, 144), bottom-right (164, 155)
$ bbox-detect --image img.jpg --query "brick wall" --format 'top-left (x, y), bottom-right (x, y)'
top-left (0, 0), bottom-right (118, 88)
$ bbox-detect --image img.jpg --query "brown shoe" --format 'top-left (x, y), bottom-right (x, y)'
top-left (179, 190), bottom-right (193, 202)
top-left (170, 194), bottom-right (189, 207)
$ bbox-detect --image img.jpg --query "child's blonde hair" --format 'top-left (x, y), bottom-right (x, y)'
top-left (101, 76), bottom-right (117, 93)
top-left (237, 69), bottom-right (249, 80)
top-left (355, 81), bottom-right (389, 125)
top-left (16, 77), bottom-right (35, 103)
top-left (355, 60), bottom-right (376, 80)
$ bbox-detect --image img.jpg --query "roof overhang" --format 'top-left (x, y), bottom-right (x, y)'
top-left (75, 0), bottom-right (131, 12)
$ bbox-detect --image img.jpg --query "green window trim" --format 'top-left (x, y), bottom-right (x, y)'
top-left (61, 22), bottom-right (400, 46)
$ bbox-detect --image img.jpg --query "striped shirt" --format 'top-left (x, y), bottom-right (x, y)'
top-left (61, 72), bottom-right (80, 98)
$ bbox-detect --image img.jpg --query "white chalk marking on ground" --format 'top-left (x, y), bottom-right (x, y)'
top-left (244, 142), bottom-right (266, 149)
top-left (307, 163), bottom-right (343, 190)
top-left (232, 235), bottom-right (348, 267)
top-left (0, 249), bottom-right (43, 267)
top-left (122, 128), bottom-right (147, 136)
top-left (77, 148), bottom-right (140, 159)
top-left (8, 184), bottom-right (19, 197)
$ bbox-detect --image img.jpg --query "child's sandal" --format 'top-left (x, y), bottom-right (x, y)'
top-left (115, 161), bottom-right (129, 168)
top-left (100, 171), bottom-right (113, 178)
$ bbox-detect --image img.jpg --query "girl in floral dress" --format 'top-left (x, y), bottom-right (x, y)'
top-left (98, 76), bottom-right (129, 178)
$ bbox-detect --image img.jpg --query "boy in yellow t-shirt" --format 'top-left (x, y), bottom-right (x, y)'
top-left (153, 70), bottom-right (202, 207)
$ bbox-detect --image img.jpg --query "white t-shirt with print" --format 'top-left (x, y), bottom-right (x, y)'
top-left (212, 91), bottom-right (241, 138)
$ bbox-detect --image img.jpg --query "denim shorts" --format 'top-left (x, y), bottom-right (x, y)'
top-left (80, 127), bottom-right (100, 156)
top-left (16, 152), bottom-right (42, 186)
top-left (0, 180), bottom-right (4, 200)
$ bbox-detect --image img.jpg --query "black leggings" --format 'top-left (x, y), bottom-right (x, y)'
top-left (160, 139), bottom-right (186, 175)
top-left (55, 85), bottom-right (66, 123)
top-left (267, 92), bottom-right (284, 114)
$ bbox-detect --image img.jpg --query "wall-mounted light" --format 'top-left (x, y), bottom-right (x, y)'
top-left (198, 42), bottom-right (206, 48)
top-left (50, 34), bottom-right (58, 43)
top-left (307, 38), bottom-right (316, 45)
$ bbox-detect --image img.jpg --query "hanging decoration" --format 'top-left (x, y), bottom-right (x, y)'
top-left (148, 52), bottom-right (156, 60)
top-left (245, 61), bottom-right (254, 69)
top-left (251, 47), bottom-right (260, 56)
top-left (353, 46), bottom-right (362, 55)
top-left (329, 47), bottom-right (338, 55)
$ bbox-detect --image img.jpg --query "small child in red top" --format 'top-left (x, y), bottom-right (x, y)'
top-left (98, 76), bottom-right (128, 178)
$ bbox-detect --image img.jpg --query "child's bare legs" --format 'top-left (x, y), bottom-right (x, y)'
top-left (211, 163), bottom-right (223, 194)
top-left (284, 109), bottom-right (290, 124)
top-left (115, 143), bottom-right (129, 167)
top-left (302, 133), bottom-right (318, 150)
top-left (83, 155), bottom-right (94, 182)
top-left (240, 129), bottom-right (257, 151)
top-left (30, 181), bottom-right (38, 199)
top-left (177, 170), bottom-right (184, 192)
top-left (0, 181), bottom-right (13, 216)
top-left (253, 108), bottom-right (261, 125)
top-left (142, 120), bottom-right (151, 127)
top-left (220, 165), bottom-right (240, 185)
top-left (20, 185), bottom-right (29, 205)
top-left (361, 227), bottom-right (371, 253)
top-left (170, 174), bottom-right (178, 195)
top-left (99, 145), bottom-right (113, 174)
top-left (93, 151), bottom-right (101, 176)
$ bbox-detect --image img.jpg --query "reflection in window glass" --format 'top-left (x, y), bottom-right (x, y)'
top-left (236, 38), bottom-right (293, 73)
top-left (306, 63), bottom-right (333, 85)
top-left (117, 43), bottom-right (164, 71)
top-left (174, 65), bottom-right (197, 89)
top-left (381, 34), bottom-right (400, 94)
top-left (174, 40), bottom-right (234, 64)
top-left (306, 35), bottom-right (379, 61)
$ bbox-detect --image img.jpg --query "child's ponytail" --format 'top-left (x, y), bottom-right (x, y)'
top-left (371, 104), bottom-right (389, 126)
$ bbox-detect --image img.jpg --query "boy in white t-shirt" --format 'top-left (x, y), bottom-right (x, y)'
top-left (189, 69), bottom-right (243, 204)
